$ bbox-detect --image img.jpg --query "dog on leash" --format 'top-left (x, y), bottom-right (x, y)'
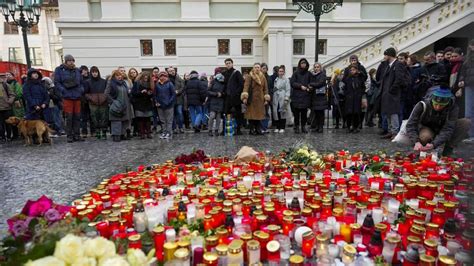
top-left (5, 116), bottom-right (53, 146)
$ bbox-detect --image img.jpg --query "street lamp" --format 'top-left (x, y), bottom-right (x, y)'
top-left (293, 0), bottom-right (343, 62)
top-left (2, 0), bottom-right (41, 69)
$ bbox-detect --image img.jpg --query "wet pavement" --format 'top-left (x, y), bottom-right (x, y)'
top-left (1, 126), bottom-right (473, 234)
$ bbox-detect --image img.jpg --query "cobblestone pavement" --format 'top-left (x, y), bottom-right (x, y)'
top-left (1, 127), bottom-right (473, 234)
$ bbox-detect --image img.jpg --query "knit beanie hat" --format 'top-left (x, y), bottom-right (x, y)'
top-left (158, 71), bottom-right (168, 78)
top-left (214, 67), bottom-right (222, 75)
top-left (64, 54), bottom-right (75, 62)
top-left (432, 86), bottom-right (453, 106)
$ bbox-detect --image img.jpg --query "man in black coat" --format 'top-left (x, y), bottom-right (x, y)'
top-left (420, 52), bottom-right (448, 83)
top-left (223, 58), bottom-right (244, 135)
top-left (380, 47), bottom-right (409, 139)
top-left (290, 58), bottom-right (312, 133)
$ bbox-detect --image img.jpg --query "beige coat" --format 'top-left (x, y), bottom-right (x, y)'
top-left (241, 70), bottom-right (270, 120)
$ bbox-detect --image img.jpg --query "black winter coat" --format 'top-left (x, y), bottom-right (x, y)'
top-left (406, 99), bottom-right (459, 148)
top-left (344, 62), bottom-right (368, 82)
top-left (185, 77), bottom-right (207, 106)
top-left (131, 81), bottom-right (154, 112)
top-left (207, 80), bottom-right (225, 113)
top-left (381, 60), bottom-right (407, 115)
top-left (342, 74), bottom-right (365, 115)
top-left (421, 62), bottom-right (447, 82)
top-left (310, 71), bottom-right (329, 111)
top-left (223, 68), bottom-right (244, 109)
top-left (290, 68), bottom-right (312, 109)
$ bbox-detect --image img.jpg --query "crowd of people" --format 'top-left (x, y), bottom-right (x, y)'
top-left (0, 40), bottom-right (472, 154)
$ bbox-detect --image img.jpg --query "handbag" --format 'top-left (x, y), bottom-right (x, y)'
top-left (392, 101), bottom-right (427, 144)
top-left (109, 99), bottom-right (126, 117)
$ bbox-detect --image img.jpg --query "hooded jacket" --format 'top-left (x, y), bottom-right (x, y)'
top-left (84, 68), bottom-right (107, 106)
top-left (23, 69), bottom-right (50, 120)
top-left (290, 58), bottom-right (312, 109)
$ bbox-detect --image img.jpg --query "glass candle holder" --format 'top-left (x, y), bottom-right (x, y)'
top-left (302, 231), bottom-right (315, 258)
top-left (164, 242), bottom-right (178, 262)
top-left (247, 240), bottom-right (260, 265)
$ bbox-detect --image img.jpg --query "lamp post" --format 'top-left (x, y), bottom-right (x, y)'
top-left (293, 0), bottom-right (343, 62)
top-left (2, 0), bottom-right (41, 69)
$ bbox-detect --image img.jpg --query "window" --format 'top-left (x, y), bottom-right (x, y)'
top-left (140, 40), bottom-right (153, 56)
top-left (164, 39), bottom-right (176, 56)
top-left (317, 39), bottom-right (327, 55)
top-left (28, 24), bottom-right (39, 34)
top-left (218, 39), bottom-right (229, 55)
top-left (8, 48), bottom-right (22, 63)
top-left (4, 22), bottom-right (19, 34)
top-left (293, 39), bottom-right (305, 55)
top-left (29, 47), bottom-right (43, 66)
top-left (241, 39), bottom-right (253, 55)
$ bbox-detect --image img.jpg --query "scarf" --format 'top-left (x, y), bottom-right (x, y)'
top-left (450, 58), bottom-right (463, 74)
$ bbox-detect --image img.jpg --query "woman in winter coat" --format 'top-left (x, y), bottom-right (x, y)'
top-left (330, 69), bottom-right (344, 129)
top-left (23, 69), bottom-right (49, 121)
top-left (84, 66), bottom-right (108, 139)
top-left (186, 71), bottom-right (207, 132)
top-left (272, 66), bottom-right (291, 133)
top-left (154, 71), bottom-right (176, 139)
top-left (131, 71), bottom-right (154, 139)
top-left (105, 70), bottom-right (134, 142)
top-left (290, 58), bottom-right (312, 133)
top-left (207, 73), bottom-right (225, 136)
top-left (241, 62), bottom-right (270, 135)
top-left (342, 65), bottom-right (366, 133)
top-left (309, 63), bottom-right (328, 133)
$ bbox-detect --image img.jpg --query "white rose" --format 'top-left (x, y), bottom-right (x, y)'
top-left (25, 256), bottom-right (66, 266)
top-left (54, 234), bottom-right (85, 264)
top-left (127, 249), bottom-right (148, 266)
top-left (84, 237), bottom-right (116, 259)
top-left (71, 257), bottom-right (97, 266)
top-left (99, 255), bottom-right (130, 266)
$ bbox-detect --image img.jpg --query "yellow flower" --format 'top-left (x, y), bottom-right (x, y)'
top-left (54, 234), bottom-right (85, 264)
top-left (127, 249), bottom-right (148, 266)
top-left (25, 256), bottom-right (66, 266)
top-left (71, 257), bottom-right (97, 266)
top-left (84, 237), bottom-right (116, 260)
top-left (99, 255), bottom-right (130, 266)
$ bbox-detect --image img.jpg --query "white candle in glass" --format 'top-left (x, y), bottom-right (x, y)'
top-left (353, 234), bottom-right (363, 246)
top-left (166, 228), bottom-right (176, 242)
top-left (243, 176), bottom-right (252, 189)
top-left (372, 207), bottom-right (384, 224)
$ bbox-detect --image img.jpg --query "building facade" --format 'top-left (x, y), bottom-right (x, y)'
top-left (56, 0), bottom-right (442, 75)
top-left (0, 0), bottom-right (62, 71)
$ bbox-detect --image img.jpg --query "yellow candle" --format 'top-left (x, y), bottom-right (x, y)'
top-left (340, 223), bottom-right (352, 243)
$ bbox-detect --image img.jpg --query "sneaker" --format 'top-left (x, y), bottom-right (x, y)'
top-left (463, 137), bottom-right (474, 143)
top-left (179, 128), bottom-right (185, 134)
top-left (50, 134), bottom-right (59, 138)
top-left (163, 133), bottom-right (171, 139)
top-left (274, 129), bottom-right (280, 133)
top-left (159, 133), bottom-right (166, 139)
top-left (279, 129), bottom-right (285, 133)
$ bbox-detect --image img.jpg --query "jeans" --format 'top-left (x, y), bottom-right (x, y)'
top-left (44, 106), bottom-right (64, 133)
top-left (189, 105), bottom-right (203, 128)
top-left (381, 114), bottom-right (388, 132)
top-left (158, 107), bottom-right (174, 134)
top-left (173, 104), bottom-right (184, 129)
top-left (387, 113), bottom-right (400, 135)
top-left (466, 86), bottom-right (474, 138)
top-left (202, 105), bottom-right (209, 126)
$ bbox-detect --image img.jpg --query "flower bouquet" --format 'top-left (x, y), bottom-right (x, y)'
top-left (174, 149), bottom-right (208, 165)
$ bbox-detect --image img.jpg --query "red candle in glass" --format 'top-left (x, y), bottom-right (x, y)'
top-left (266, 240), bottom-right (281, 263)
top-left (128, 234), bottom-right (142, 249)
top-left (153, 226), bottom-right (166, 262)
top-left (423, 239), bottom-right (438, 257)
top-left (167, 206), bottom-right (178, 223)
top-left (431, 208), bottom-right (446, 226)
top-left (282, 216), bottom-right (294, 236)
top-left (301, 231), bottom-right (315, 258)
top-left (96, 221), bottom-right (110, 238)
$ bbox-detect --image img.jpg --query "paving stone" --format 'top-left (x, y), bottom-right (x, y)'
top-left (1, 127), bottom-right (473, 234)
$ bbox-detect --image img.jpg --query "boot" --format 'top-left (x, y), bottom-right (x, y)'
top-left (65, 113), bottom-right (74, 141)
top-left (102, 130), bottom-right (107, 140)
top-left (208, 130), bottom-right (214, 136)
top-left (95, 131), bottom-right (101, 140)
top-left (126, 129), bottom-right (132, 140)
top-left (113, 135), bottom-right (121, 142)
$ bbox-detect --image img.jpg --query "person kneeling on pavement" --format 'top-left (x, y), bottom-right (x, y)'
top-left (405, 87), bottom-right (471, 156)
